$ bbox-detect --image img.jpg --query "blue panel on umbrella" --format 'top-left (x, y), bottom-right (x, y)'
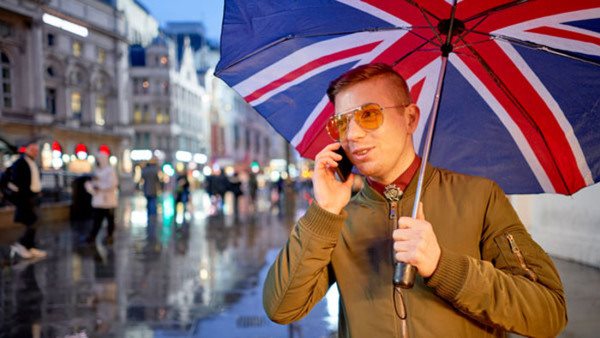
top-left (565, 18), bottom-right (600, 34)
top-left (428, 63), bottom-right (543, 194)
top-left (253, 62), bottom-right (357, 142)
top-left (513, 44), bottom-right (600, 182)
top-left (217, 0), bottom-right (396, 79)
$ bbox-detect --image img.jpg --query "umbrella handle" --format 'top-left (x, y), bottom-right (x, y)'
top-left (393, 262), bottom-right (417, 288)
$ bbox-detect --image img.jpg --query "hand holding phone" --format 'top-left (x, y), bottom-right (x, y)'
top-left (334, 147), bottom-right (353, 182)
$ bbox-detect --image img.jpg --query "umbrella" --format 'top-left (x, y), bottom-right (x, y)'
top-left (215, 0), bottom-right (600, 285)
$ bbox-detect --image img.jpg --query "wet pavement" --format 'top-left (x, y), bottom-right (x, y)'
top-left (0, 190), bottom-right (598, 338)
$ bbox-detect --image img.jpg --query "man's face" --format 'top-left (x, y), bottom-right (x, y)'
top-left (334, 76), bottom-right (419, 184)
top-left (25, 143), bottom-right (39, 159)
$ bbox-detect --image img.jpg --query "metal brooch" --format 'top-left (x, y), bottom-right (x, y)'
top-left (383, 184), bottom-right (402, 202)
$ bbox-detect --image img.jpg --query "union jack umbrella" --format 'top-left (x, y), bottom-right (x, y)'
top-left (215, 0), bottom-right (600, 196)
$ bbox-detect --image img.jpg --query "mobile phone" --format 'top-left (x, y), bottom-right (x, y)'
top-left (334, 147), bottom-right (353, 182)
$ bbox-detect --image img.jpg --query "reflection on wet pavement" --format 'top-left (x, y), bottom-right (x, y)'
top-left (0, 191), bottom-right (337, 338)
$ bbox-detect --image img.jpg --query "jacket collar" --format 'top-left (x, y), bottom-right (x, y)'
top-left (360, 162), bottom-right (435, 202)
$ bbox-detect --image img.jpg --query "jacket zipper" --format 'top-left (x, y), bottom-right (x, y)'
top-left (389, 200), bottom-right (409, 338)
top-left (505, 233), bottom-right (537, 281)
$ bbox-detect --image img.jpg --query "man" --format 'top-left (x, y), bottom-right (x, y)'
top-left (10, 138), bottom-right (47, 259)
top-left (141, 157), bottom-right (160, 217)
top-left (263, 64), bottom-right (566, 337)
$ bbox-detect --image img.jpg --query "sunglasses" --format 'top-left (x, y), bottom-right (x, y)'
top-left (326, 103), bottom-right (409, 141)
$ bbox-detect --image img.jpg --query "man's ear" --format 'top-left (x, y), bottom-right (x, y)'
top-left (405, 103), bottom-right (420, 132)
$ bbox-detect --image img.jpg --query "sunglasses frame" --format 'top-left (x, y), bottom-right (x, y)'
top-left (326, 102), bottom-right (409, 141)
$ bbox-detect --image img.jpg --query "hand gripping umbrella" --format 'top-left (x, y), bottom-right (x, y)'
top-left (216, 0), bottom-right (600, 287)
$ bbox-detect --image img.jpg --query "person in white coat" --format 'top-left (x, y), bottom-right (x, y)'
top-left (85, 153), bottom-right (118, 245)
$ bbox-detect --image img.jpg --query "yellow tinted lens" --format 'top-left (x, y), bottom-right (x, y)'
top-left (326, 116), bottom-right (341, 140)
top-left (336, 115), bottom-right (350, 137)
top-left (356, 105), bottom-right (383, 130)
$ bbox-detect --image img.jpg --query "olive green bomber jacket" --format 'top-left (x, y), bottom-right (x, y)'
top-left (263, 165), bottom-right (567, 337)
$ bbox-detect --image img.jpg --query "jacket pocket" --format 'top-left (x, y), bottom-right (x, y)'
top-left (493, 231), bottom-right (538, 282)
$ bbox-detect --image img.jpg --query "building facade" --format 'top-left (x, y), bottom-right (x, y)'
top-left (129, 35), bottom-right (210, 177)
top-left (114, 0), bottom-right (158, 47)
top-left (0, 0), bottom-right (133, 181)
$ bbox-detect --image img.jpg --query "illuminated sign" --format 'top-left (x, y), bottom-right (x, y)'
top-left (42, 13), bottom-right (89, 37)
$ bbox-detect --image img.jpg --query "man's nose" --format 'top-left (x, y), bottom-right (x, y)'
top-left (345, 117), bottom-right (366, 141)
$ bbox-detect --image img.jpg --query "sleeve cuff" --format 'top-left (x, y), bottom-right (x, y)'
top-left (299, 202), bottom-right (347, 240)
top-left (425, 247), bottom-right (470, 300)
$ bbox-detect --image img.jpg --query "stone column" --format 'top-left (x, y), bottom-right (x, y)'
top-left (30, 18), bottom-right (45, 114)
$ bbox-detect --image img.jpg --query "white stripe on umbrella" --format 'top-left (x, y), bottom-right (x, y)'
top-left (234, 30), bottom-right (405, 106)
top-left (498, 42), bottom-right (594, 186)
top-left (450, 54), bottom-right (556, 193)
top-left (493, 8), bottom-right (600, 57)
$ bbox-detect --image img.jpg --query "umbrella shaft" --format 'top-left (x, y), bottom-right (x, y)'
top-left (393, 53), bottom-right (450, 289)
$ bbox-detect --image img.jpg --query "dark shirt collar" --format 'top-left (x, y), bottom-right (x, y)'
top-left (366, 156), bottom-right (421, 196)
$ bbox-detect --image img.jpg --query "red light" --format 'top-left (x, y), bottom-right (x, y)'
top-left (75, 143), bottom-right (87, 154)
top-left (99, 144), bottom-right (111, 155)
top-left (18, 146), bottom-right (26, 153)
top-left (51, 141), bottom-right (62, 152)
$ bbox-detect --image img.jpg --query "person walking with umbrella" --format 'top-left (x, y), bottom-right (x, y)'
top-left (263, 64), bottom-right (566, 337)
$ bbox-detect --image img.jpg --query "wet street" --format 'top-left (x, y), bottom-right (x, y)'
top-left (1, 191), bottom-right (336, 338)
top-left (1, 190), bottom-right (599, 338)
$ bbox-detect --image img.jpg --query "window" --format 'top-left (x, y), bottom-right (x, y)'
top-left (156, 107), bottom-right (163, 124)
top-left (255, 132), bottom-right (261, 153)
top-left (46, 66), bottom-right (55, 77)
top-left (245, 128), bottom-right (251, 151)
top-left (72, 41), bottom-right (82, 57)
top-left (164, 109), bottom-right (170, 123)
top-left (234, 125), bottom-right (240, 148)
top-left (97, 47), bottom-right (105, 64)
top-left (71, 91), bottom-right (82, 120)
top-left (143, 133), bottom-right (150, 148)
top-left (133, 104), bottom-right (142, 123)
top-left (95, 96), bottom-right (106, 126)
top-left (0, 20), bottom-right (13, 38)
top-left (47, 33), bottom-right (55, 47)
top-left (1, 52), bottom-right (12, 108)
top-left (46, 88), bottom-right (57, 115)
top-left (143, 105), bottom-right (150, 122)
top-left (142, 79), bottom-right (149, 94)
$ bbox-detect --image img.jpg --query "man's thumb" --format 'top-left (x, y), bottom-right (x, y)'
top-left (417, 202), bottom-right (425, 220)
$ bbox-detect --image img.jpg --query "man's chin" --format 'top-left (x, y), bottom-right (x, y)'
top-left (353, 163), bottom-right (376, 177)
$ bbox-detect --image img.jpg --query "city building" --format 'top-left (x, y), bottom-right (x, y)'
top-left (162, 21), bottom-right (289, 176)
top-left (113, 0), bottom-right (159, 47)
top-left (0, 0), bottom-right (134, 185)
top-left (129, 35), bottom-right (210, 180)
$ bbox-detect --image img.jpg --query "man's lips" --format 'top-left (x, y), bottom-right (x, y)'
top-left (351, 147), bottom-right (373, 160)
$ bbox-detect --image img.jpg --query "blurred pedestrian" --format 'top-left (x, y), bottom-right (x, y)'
top-left (141, 157), bottom-right (160, 217)
top-left (229, 171), bottom-right (243, 214)
top-left (175, 169), bottom-right (190, 211)
top-left (9, 138), bottom-right (47, 259)
top-left (248, 171), bottom-right (258, 209)
top-left (84, 153), bottom-right (118, 245)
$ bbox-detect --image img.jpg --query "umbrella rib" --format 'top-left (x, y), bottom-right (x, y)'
top-left (456, 35), bottom-right (571, 193)
top-left (464, 0), bottom-right (531, 23)
top-left (454, 15), bottom-right (490, 46)
top-left (403, 0), bottom-right (444, 46)
top-left (391, 39), bottom-right (437, 67)
top-left (472, 31), bottom-right (600, 67)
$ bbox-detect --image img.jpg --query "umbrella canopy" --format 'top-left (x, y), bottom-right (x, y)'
top-left (215, 0), bottom-right (600, 195)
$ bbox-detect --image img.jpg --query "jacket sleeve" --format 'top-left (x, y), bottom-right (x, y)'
top-left (426, 181), bottom-right (567, 337)
top-left (12, 159), bottom-right (31, 196)
top-left (263, 202), bottom-right (345, 324)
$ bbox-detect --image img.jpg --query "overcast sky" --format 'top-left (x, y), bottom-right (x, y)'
top-left (139, 0), bottom-right (225, 42)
